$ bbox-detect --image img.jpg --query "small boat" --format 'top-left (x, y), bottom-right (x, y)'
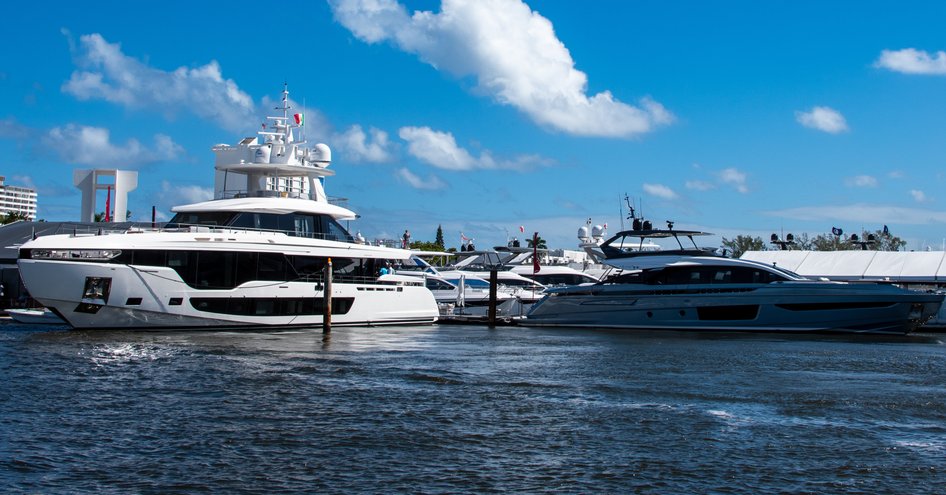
top-left (524, 217), bottom-right (944, 335)
top-left (6, 308), bottom-right (66, 324)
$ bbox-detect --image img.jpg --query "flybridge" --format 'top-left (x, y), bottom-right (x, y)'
top-left (211, 84), bottom-right (333, 202)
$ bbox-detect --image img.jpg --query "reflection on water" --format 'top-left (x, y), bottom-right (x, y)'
top-left (2, 322), bottom-right (945, 493)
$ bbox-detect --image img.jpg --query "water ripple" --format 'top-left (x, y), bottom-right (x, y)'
top-left (2, 324), bottom-right (945, 493)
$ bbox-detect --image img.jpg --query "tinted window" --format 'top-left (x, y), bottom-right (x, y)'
top-left (167, 212), bottom-right (234, 227)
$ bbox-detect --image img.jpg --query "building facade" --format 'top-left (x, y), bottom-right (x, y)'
top-left (0, 176), bottom-right (37, 220)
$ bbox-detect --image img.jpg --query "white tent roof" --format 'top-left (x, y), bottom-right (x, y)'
top-left (741, 250), bottom-right (946, 283)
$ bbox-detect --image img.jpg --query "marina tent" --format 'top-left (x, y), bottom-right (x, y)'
top-left (741, 250), bottom-right (946, 284)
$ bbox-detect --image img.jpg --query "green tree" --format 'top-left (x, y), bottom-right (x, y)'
top-left (526, 234), bottom-right (547, 249)
top-left (810, 234), bottom-right (847, 251)
top-left (866, 229), bottom-right (906, 251)
top-left (410, 240), bottom-right (443, 252)
top-left (0, 211), bottom-right (30, 224)
top-left (434, 225), bottom-right (445, 250)
top-left (721, 235), bottom-right (764, 258)
top-left (94, 210), bottom-right (132, 222)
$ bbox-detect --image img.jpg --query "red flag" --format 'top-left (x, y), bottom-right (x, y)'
top-left (104, 186), bottom-right (111, 222)
top-left (532, 232), bottom-right (540, 274)
top-left (519, 225), bottom-right (524, 233)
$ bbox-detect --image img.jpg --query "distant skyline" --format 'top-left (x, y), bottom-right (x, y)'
top-left (3, 1), bottom-right (946, 250)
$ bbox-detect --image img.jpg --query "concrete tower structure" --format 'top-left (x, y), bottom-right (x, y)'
top-left (74, 169), bottom-right (138, 222)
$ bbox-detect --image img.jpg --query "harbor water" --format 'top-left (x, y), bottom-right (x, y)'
top-left (2, 321), bottom-right (945, 493)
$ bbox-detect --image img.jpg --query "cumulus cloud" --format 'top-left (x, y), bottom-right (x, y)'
top-left (330, 0), bottom-right (673, 138)
top-left (717, 167), bottom-right (748, 193)
top-left (795, 106), bottom-right (849, 134)
top-left (844, 175), bottom-right (878, 188)
top-left (685, 180), bottom-right (715, 191)
top-left (62, 33), bottom-right (256, 133)
top-left (643, 183), bottom-right (678, 200)
top-left (41, 124), bottom-right (183, 167)
top-left (398, 126), bottom-right (549, 171)
top-left (395, 167), bottom-right (446, 190)
top-left (910, 189), bottom-right (928, 202)
top-left (157, 180), bottom-right (213, 206)
top-left (333, 125), bottom-right (395, 163)
top-left (875, 48), bottom-right (946, 75)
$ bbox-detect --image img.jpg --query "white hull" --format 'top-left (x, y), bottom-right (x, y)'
top-left (19, 259), bottom-right (438, 330)
top-left (6, 308), bottom-right (66, 324)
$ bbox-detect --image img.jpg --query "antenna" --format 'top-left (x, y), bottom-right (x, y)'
top-left (618, 194), bottom-right (625, 231)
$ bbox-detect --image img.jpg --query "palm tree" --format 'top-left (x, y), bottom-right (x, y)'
top-left (526, 234), bottom-right (547, 249)
top-left (0, 211), bottom-right (30, 225)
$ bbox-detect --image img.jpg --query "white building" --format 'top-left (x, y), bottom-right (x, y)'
top-left (0, 176), bottom-right (37, 220)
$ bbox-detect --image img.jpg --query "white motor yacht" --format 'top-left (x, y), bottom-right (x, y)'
top-left (525, 219), bottom-right (943, 334)
top-left (395, 254), bottom-right (517, 306)
top-left (17, 86), bottom-right (439, 330)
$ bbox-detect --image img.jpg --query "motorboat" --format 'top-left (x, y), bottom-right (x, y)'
top-left (525, 219), bottom-right (944, 334)
top-left (5, 307), bottom-right (66, 324)
top-left (448, 250), bottom-right (548, 303)
top-left (16, 86), bottom-right (439, 330)
top-left (395, 254), bottom-right (517, 306)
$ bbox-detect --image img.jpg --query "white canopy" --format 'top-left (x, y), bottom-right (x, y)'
top-left (741, 250), bottom-right (946, 283)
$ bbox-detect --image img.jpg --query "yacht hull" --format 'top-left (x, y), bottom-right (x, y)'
top-left (19, 259), bottom-right (439, 330)
top-left (524, 283), bottom-right (944, 334)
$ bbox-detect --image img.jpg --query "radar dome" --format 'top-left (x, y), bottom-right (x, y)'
top-left (577, 225), bottom-right (589, 240)
top-left (591, 224), bottom-right (604, 239)
top-left (311, 143), bottom-right (332, 167)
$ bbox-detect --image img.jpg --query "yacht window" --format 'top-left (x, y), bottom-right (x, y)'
top-left (256, 213), bottom-right (281, 232)
top-left (293, 214), bottom-right (315, 238)
top-left (319, 216), bottom-right (354, 242)
top-left (258, 252), bottom-right (291, 281)
top-left (292, 255), bottom-right (325, 277)
top-left (167, 212), bottom-right (234, 228)
top-left (228, 213), bottom-right (259, 230)
top-left (426, 279), bottom-right (456, 291)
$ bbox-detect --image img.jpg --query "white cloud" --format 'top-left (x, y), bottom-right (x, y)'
top-left (685, 180), bottom-right (715, 191)
top-left (62, 33), bottom-right (256, 133)
top-left (642, 183), bottom-right (678, 200)
top-left (157, 180), bottom-right (213, 206)
top-left (41, 124), bottom-right (183, 167)
top-left (795, 106), bottom-right (849, 134)
top-left (875, 48), bottom-right (946, 75)
top-left (8, 175), bottom-right (35, 189)
top-left (0, 117), bottom-right (30, 139)
top-left (844, 175), bottom-right (878, 188)
top-left (398, 125), bottom-right (549, 171)
top-left (717, 167), bottom-right (748, 193)
top-left (888, 170), bottom-right (904, 179)
top-left (399, 126), bottom-right (476, 170)
top-left (765, 203), bottom-right (946, 224)
top-left (334, 125), bottom-right (394, 163)
top-left (395, 167), bottom-right (446, 190)
top-left (910, 189), bottom-right (928, 202)
top-left (330, 0), bottom-right (673, 138)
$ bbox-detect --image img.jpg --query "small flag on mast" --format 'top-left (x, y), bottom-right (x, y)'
top-left (104, 186), bottom-right (111, 223)
top-left (532, 232), bottom-right (541, 274)
top-left (293, 113), bottom-right (304, 126)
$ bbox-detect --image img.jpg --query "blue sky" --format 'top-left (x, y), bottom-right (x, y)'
top-left (3, 0), bottom-right (946, 250)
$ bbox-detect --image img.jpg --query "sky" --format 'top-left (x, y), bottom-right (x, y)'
top-left (3, 0), bottom-right (946, 251)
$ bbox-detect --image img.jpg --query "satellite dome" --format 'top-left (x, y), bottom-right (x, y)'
top-left (577, 225), bottom-right (589, 240)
